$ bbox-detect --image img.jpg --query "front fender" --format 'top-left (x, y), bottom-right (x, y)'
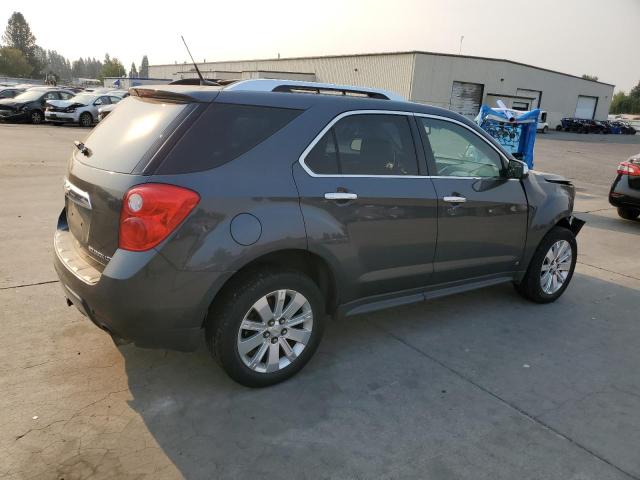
top-left (519, 171), bottom-right (579, 277)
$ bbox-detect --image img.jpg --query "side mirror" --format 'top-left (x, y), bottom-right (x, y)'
top-left (507, 159), bottom-right (529, 179)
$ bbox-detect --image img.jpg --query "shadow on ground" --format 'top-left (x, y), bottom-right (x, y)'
top-left (119, 271), bottom-right (640, 479)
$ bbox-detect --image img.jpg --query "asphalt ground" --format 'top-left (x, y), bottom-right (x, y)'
top-left (1, 124), bottom-right (639, 480)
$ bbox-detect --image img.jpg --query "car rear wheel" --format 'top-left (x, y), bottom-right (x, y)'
top-left (617, 207), bottom-right (640, 220)
top-left (514, 226), bottom-right (577, 303)
top-left (79, 112), bottom-right (93, 128)
top-left (206, 269), bottom-right (325, 387)
top-left (30, 110), bottom-right (43, 124)
top-left (542, 126), bottom-right (548, 134)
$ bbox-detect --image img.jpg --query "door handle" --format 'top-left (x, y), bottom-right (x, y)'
top-left (443, 196), bottom-right (467, 203)
top-left (324, 192), bottom-right (358, 201)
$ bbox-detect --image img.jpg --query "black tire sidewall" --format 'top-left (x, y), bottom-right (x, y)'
top-left (79, 112), bottom-right (92, 127)
top-left (617, 207), bottom-right (640, 220)
top-left (210, 271), bottom-right (325, 387)
top-left (520, 227), bottom-right (577, 303)
top-left (30, 110), bottom-right (43, 124)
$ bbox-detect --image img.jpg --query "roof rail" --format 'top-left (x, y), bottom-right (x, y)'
top-left (223, 79), bottom-right (404, 101)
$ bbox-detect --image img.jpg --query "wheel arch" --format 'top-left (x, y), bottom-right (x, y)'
top-left (202, 248), bottom-right (340, 328)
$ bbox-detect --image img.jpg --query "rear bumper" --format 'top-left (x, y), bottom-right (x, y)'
top-left (53, 213), bottom-right (229, 351)
top-left (609, 176), bottom-right (640, 209)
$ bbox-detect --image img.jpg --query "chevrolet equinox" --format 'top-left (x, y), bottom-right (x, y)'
top-left (54, 80), bottom-right (584, 387)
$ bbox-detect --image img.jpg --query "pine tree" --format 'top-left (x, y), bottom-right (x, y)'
top-left (139, 55), bottom-right (149, 77)
top-left (2, 12), bottom-right (38, 72)
top-left (129, 62), bottom-right (138, 78)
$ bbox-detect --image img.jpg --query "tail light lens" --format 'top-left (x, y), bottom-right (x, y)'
top-left (617, 161), bottom-right (640, 176)
top-left (119, 184), bottom-right (199, 251)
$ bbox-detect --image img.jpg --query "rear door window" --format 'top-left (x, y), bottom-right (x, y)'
top-left (156, 103), bottom-right (302, 174)
top-left (78, 96), bottom-right (192, 173)
top-left (304, 113), bottom-right (419, 176)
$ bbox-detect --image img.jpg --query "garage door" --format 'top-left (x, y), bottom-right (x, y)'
top-left (575, 96), bottom-right (597, 119)
top-left (450, 81), bottom-right (484, 118)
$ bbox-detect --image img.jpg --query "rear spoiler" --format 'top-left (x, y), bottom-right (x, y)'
top-left (128, 87), bottom-right (220, 103)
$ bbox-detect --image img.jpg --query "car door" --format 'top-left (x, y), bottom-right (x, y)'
top-left (292, 111), bottom-right (438, 304)
top-left (416, 115), bottom-right (528, 284)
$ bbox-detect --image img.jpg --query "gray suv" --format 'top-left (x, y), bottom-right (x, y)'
top-left (54, 80), bottom-right (584, 387)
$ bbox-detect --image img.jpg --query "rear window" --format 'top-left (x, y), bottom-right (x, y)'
top-left (155, 103), bottom-right (302, 174)
top-left (79, 96), bottom-right (191, 173)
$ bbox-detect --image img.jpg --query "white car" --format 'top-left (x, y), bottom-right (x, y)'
top-left (537, 110), bottom-right (549, 133)
top-left (45, 93), bottom-right (123, 127)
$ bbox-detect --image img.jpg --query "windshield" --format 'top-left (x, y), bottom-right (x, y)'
top-left (69, 94), bottom-right (96, 105)
top-left (13, 90), bottom-right (45, 102)
top-left (79, 96), bottom-right (191, 173)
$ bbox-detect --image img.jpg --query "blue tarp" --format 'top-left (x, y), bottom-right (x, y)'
top-left (475, 105), bottom-right (540, 168)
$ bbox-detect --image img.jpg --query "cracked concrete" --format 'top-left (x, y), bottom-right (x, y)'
top-left (1, 125), bottom-right (639, 479)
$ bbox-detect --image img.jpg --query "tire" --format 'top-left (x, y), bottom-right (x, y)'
top-left (617, 207), bottom-right (640, 220)
top-left (206, 269), bottom-right (326, 387)
top-left (30, 110), bottom-right (43, 124)
top-left (542, 126), bottom-right (548, 134)
top-left (79, 112), bottom-right (93, 128)
top-left (555, 125), bottom-right (563, 132)
top-left (514, 226), bottom-right (577, 303)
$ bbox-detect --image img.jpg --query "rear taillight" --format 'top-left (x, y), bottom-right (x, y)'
top-left (617, 161), bottom-right (640, 176)
top-left (119, 184), bottom-right (199, 251)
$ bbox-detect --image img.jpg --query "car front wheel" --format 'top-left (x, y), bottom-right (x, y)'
top-left (617, 207), bottom-right (640, 220)
top-left (30, 110), bottom-right (43, 124)
top-left (206, 269), bottom-right (325, 387)
top-left (79, 112), bottom-right (93, 128)
top-left (515, 227), bottom-right (577, 303)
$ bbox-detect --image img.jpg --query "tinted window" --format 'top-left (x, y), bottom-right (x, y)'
top-left (79, 96), bottom-right (191, 173)
top-left (419, 118), bottom-right (504, 178)
top-left (59, 91), bottom-right (73, 100)
top-left (156, 103), bottom-right (302, 174)
top-left (304, 114), bottom-right (418, 176)
top-left (43, 92), bottom-right (57, 100)
top-left (109, 96), bottom-right (122, 104)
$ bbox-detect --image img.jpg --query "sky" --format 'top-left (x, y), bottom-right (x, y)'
top-left (1, 0), bottom-right (638, 92)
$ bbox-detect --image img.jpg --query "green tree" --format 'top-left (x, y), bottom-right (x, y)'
top-left (2, 12), bottom-right (38, 71)
top-left (99, 53), bottom-right (125, 80)
top-left (0, 46), bottom-right (32, 76)
top-left (139, 55), bottom-right (149, 77)
top-left (129, 62), bottom-right (138, 78)
top-left (581, 74), bottom-right (599, 81)
top-left (629, 80), bottom-right (640, 99)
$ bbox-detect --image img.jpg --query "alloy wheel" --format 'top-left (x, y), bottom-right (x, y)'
top-left (540, 240), bottom-right (572, 294)
top-left (237, 289), bottom-right (313, 373)
top-left (31, 111), bottom-right (42, 124)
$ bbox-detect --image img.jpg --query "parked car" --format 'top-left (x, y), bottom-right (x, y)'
top-left (97, 103), bottom-right (117, 121)
top-left (611, 121), bottom-right (637, 135)
top-left (609, 153), bottom-right (640, 220)
top-left (0, 87), bottom-right (74, 124)
top-left (0, 87), bottom-right (25, 99)
top-left (53, 80), bottom-right (585, 387)
top-left (45, 93), bottom-right (124, 127)
top-left (536, 110), bottom-right (548, 133)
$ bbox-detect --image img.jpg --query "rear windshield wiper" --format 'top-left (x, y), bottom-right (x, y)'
top-left (74, 140), bottom-right (92, 157)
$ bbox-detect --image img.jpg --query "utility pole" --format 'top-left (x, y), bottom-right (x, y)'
top-left (459, 35), bottom-right (464, 55)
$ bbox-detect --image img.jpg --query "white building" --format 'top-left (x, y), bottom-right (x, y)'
top-left (149, 51), bottom-right (614, 127)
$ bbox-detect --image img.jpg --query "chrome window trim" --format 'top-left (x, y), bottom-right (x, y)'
top-left (298, 109), bottom-right (513, 180)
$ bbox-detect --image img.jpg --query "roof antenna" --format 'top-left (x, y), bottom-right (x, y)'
top-left (181, 35), bottom-right (206, 85)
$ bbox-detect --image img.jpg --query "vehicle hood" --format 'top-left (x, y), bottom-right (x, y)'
top-left (0, 99), bottom-right (21, 110)
top-left (529, 170), bottom-right (573, 186)
top-left (47, 100), bottom-right (86, 109)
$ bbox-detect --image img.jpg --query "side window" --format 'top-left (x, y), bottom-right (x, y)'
top-left (156, 103), bottom-right (302, 174)
top-left (419, 118), bottom-right (504, 178)
top-left (59, 92), bottom-right (73, 100)
top-left (304, 114), bottom-right (418, 176)
top-left (109, 96), bottom-right (122, 104)
top-left (44, 92), bottom-right (57, 100)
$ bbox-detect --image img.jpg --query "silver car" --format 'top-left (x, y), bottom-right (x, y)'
top-left (45, 93), bottom-right (123, 127)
